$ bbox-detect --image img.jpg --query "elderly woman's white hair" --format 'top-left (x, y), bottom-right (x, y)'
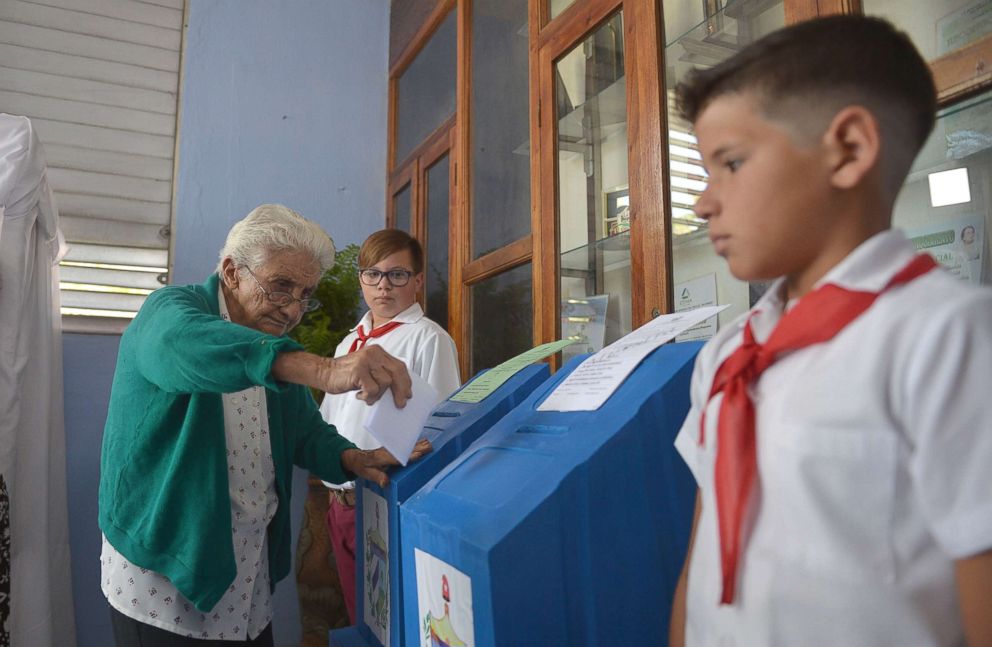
top-left (216, 204), bottom-right (335, 274)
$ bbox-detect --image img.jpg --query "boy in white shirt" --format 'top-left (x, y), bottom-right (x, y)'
top-left (668, 15), bottom-right (992, 646)
top-left (319, 228), bottom-right (460, 623)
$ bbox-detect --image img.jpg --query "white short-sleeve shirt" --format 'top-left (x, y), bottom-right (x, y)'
top-left (319, 302), bottom-right (461, 488)
top-left (675, 230), bottom-right (992, 646)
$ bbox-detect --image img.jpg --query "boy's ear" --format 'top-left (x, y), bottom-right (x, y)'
top-left (822, 105), bottom-right (880, 190)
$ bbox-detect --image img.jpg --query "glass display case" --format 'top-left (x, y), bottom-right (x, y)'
top-left (555, 11), bottom-right (631, 358)
top-left (665, 0), bottom-right (786, 334)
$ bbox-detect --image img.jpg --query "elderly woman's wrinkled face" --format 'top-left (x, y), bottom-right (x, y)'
top-left (221, 249), bottom-right (321, 336)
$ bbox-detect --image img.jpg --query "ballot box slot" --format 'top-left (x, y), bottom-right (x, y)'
top-left (515, 424), bottom-right (569, 435)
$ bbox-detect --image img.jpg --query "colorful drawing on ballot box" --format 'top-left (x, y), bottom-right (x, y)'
top-left (363, 488), bottom-right (389, 645)
top-left (415, 549), bottom-right (474, 647)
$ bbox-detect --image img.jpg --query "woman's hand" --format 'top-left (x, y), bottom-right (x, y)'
top-left (272, 346), bottom-right (413, 407)
top-left (339, 439), bottom-right (432, 487)
top-left (319, 345), bottom-right (413, 407)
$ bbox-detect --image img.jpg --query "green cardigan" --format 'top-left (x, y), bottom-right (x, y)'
top-left (99, 274), bottom-right (356, 613)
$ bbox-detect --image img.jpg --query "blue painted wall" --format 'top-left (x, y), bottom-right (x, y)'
top-left (64, 333), bottom-right (120, 647)
top-left (63, 1), bottom-right (389, 645)
top-left (172, 0), bottom-right (389, 285)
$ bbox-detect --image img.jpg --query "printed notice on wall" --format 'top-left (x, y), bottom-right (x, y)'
top-left (537, 305), bottom-right (728, 412)
top-left (415, 549), bottom-right (474, 647)
top-left (937, 1), bottom-right (992, 56)
top-left (904, 214), bottom-right (985, 285)
top-left (674, 274), bottom-right (719, 342)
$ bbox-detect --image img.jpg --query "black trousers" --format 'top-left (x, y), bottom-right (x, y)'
top-left (109, 604), bottom-right (274, 647)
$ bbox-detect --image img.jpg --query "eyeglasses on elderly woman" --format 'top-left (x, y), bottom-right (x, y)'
top-left (244, 266), bottom-right (322, 312)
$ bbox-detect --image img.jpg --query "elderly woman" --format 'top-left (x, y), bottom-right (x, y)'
top-left (99, 204), bottom-right (429, 646)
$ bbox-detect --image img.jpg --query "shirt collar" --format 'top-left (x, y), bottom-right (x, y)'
top-left (747, 229), bottom-right (916, 342)
top-left (812, 229), bottom-right (916, 293)
top-left (350, 301), bottom-right (425, 332)
top-left (218, 284), bottom-right (231, 321)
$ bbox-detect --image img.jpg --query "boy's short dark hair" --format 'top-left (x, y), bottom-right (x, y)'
top-left (676, 16), bottom-right (936, 187)
top-left (359, 228), bottom-right (424, 274)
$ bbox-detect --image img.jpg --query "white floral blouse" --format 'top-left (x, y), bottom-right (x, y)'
top-left (100, 289), bottom-right (279, 640)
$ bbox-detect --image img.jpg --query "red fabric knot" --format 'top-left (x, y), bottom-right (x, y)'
top-left (347, 321), bottom-right (404, 354)
top-left (702, 254), bottom-right (937, 605)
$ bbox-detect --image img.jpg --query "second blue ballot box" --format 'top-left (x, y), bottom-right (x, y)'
top-left (399, 341), bottom-right (703, 647)
top-left (343, 362), bottom-right (551, 647)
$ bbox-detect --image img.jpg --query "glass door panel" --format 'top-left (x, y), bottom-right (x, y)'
top-left (395, 10), bottom-right (457, 164)
top-left (555, 11), bottom-right (630, 362)
top-left (425, 154), bottom-right (451, 328)
top-left (549, 0), bottom-right (578, 20)
top-left (470, 262), bottom-right (533, 374)
top-left (392, 183), bottom-right (412, 233)
top-left (471, 0), bottom-right (531, 257)
top-left (893, 89), bottom-right (991, 286)
top-left (665, 0), bottom-right (784, 336)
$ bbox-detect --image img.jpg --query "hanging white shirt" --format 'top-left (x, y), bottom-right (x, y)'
top-left (0, 114), bottom-right (75, 647)
top-left (101, 288), bottom-right (278, 640)
top-left (319, 302), bottom-right (460, 488)
top-left (675, 230), bottom-right (992, 647)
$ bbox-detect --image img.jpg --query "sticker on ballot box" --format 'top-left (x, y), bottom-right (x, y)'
top-left (363, 488), bottom-right (390, 645)
top-left (415, 548), bottom-right (474, 647)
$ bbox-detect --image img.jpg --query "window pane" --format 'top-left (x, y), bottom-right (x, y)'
top-left (893, 89), bottom-right (990, 286)
top-left (665, 0), bottom-right (784, 335)
top-left (549, 0), bottom-right (577, 20)
top-left (471, 263), bottom-right (533, 374)
top-left (426, 154), bottom-right (451, 329)
top-left (556, 12), bottom-right (631, 363)
top-left (396, 11), bottom-right (457, 164)
top-left (471, 0), bottom-right (531, 257)
top-left (863, 0), bottom-right (991, 61)
top-left (393, 184), bottom-right (412, 233)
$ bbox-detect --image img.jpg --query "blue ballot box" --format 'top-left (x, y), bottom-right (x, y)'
top-left (335, 363), bottom-right (551, 647)
top-left (399, 341), bottom-right (703, 647)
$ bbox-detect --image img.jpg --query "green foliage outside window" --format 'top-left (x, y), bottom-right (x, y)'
top-left (290, 242), bottom-right (363, 366)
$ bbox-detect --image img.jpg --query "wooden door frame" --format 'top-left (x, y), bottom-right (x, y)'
top-left (532, 0), bottom-right (670, 361)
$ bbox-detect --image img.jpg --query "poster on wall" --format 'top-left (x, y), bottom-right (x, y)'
top-left (363, 488), bottom-right (390, 645)
top-left (674, 273), bottom-right (720, 342)
top-left (415, 549), bottom-right (474, 647)
top-left (937, 1), bottom-right (992, 56)
top-left (904, 214), bottom-right (985, 285)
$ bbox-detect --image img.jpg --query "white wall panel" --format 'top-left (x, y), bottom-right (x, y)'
top-left (0, 66), bottom-right (176, 114)
top-left (0, 22), bottom-right (179, 71)
top-left (49, 168), bottom-right (172, 203)
top-left (28, 0), bottom-right (182, 29)
top-left (63, 242), bottom-right (168, 267)
top-left (57, 192), bottom-right (171, 225)
top-left (60, 214), bottom-right (169, 247)
top-left (0, 42), bottom-right (178, 92)
top-left (44, 144), bottom-right (174, 180)
top-left (0, 91), bottom-right (175, 135)
top-left (0, 1), bottom-right (180, 50)
top-left (31, 118), bottom-right (174, 158)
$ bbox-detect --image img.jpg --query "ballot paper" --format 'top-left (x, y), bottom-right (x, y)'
top-left (449, 338), bottom-right (576, 404)
top-left (364, 370), bottom-right (439, 466)
top-left (537, 305), bottom-right (728, 412)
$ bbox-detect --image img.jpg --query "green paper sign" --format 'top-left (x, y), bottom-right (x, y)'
top-left (448, 339), bottom-right (576, 403)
